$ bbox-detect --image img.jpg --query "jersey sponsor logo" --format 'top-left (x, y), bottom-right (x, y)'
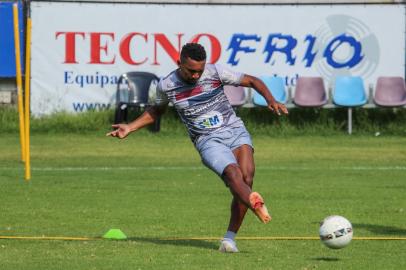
top-left (183, 97), bottom-right (219, 116)
top-left (194, 111), bottom-right (223, 129)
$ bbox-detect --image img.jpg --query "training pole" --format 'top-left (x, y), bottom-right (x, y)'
top-left (24, 17), bottom-right (32, 180)
top-left (13, 3), bottom-right (26, 162)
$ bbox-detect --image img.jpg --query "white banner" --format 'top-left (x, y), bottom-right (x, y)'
top-left (30, 2), bottom-right (405, 115)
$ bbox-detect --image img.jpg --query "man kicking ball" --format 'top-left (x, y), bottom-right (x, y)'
top-left (106, 43), bottom-right (288, 253)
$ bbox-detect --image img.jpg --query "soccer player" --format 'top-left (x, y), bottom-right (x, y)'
top-left (107, 43), bottom-right (288, 253)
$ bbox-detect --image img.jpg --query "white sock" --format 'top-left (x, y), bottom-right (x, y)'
top-left (224, 231), bottom-right (236, 241)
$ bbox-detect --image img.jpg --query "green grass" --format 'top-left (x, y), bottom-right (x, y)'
top-left (1, 106), bottom-right (406, 136)
top-left (0, 132), bottom-right (405, 269)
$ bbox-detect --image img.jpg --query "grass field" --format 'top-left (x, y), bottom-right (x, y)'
top-left (0, 132), bottom-right (405, 269)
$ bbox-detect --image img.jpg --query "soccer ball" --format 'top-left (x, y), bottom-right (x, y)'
top-left (319, 215), bottom-right (353, 249)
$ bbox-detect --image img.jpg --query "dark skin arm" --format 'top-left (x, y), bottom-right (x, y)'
top-left (239, 74), bottom-right (289, 115)
top-left (106, 104), bottom-right (166, 139)
top-left (106, 74), bottom-right (287, 139)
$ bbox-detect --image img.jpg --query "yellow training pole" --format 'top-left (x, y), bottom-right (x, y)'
top-left (13, 3), bottom-right (26, 162)
top-left (24, 17), bottom-right (32, 181)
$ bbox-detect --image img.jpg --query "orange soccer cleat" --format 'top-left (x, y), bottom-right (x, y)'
top-left (249, 192), bottom-right (272, 224)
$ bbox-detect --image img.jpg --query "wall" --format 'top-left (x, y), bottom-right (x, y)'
top-left (28, 1), bottom-right (406, 115)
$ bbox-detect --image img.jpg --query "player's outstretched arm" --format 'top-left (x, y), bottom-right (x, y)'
top-left (239, 74), bottom-right (288, 115)
top-left (106, 105), bottom-right (166, 139)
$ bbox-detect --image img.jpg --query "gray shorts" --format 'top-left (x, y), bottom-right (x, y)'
top-left (195, 125), bottom-right (253, 177)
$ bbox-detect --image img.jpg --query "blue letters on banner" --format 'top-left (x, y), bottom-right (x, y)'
top-left (227, 34), bottom-right (261, 66)
top-left (226, 32), bottom-right (363, 69)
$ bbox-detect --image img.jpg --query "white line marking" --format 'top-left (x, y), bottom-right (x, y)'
top-left (1, 166), bottom-right (406, 171)
top-left (1, 235), bottom-right (405, 241)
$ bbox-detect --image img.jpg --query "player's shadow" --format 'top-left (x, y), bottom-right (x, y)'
top-left (127, 237), bottom-right (218, 250)
top-left (352, 223), bottom-right (406, 236)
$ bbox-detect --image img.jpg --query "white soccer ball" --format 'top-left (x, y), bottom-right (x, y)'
top-left (319, 215), bottom-right (353, 249)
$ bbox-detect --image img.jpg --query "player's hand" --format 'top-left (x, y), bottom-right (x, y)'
top-left (268, 101), bottom-right (288, 116)
top-left (106, 124), bottom-right (131, 139)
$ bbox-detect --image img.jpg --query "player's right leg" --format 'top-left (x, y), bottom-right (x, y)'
top-left (227, 144), bottom-right (255, 232)
top-left (194, 128), bottom-right (270, 253)
top-left (222, 164), bottom-right (271, 224)
top-left (233, 144), bottom-right (271, 224)
top-left (195, 131), bottom-right (271, 223)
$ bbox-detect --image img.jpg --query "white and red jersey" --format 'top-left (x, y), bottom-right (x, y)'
top-left (156, 64), bottom-right (245, 143)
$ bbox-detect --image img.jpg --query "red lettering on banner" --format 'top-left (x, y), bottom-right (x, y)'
top-left (153, 33), bottom-right (184, 65)
top-left (89, 32), bottom-right (116, 64)
top-left (55, 32), bottom-right (85, 64)
top-left (56, 32), bottom-right (222, 66)
top-left (190, 34), bottom-right (221, 64)
top-left (120, 33), bottom-right (148, 65)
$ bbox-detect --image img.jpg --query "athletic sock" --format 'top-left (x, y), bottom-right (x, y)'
top-left (224, 231), bottom-right (236, 241)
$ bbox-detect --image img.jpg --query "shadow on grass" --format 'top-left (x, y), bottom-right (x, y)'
top-left (128, 237), bottom-right (218, 250)
top-left (353, 223), bottom-right (406, 236)
top-left (311, 257), bottom-right (340, 262)
top-left (312, 222), bottom-right (406, 236)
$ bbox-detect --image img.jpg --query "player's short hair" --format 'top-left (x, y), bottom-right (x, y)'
top-left (180, 43), bottom-right (206, 62)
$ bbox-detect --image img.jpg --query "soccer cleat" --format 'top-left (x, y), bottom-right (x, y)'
top-left (249, 192), bottom-right (272, 224)
top-left (219, 238), bottom-right (239, 253)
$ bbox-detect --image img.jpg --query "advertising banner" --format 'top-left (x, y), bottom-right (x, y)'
top-left (0, 2), bottom-right (25, 77)
top-left (30, 2), bottom-right (405, 115)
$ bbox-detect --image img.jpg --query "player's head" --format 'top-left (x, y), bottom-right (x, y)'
top-left (177, 43), bottom-right (206, 84)
top-left (180, 43), bottom-right (206, 62)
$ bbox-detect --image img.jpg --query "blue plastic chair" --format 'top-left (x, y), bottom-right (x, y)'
top-left (332, 76), bottom-right (367, 134)
top-left (253, 76), bottom-right (287, 106)
top-left (333, 76), bottom-right (367, 107)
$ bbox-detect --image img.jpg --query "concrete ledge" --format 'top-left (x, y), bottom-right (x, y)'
top-left (46, 0), bottom-right (402, 4)
top-left (0, 91), bottom-right (12, 104)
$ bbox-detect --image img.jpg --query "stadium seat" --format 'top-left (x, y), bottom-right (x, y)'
top-left (224, 85), bottom-right (246, 107)
top-left (373, 76), bottom-right (406, 107)
top-left (332, 76), bottom-right (368, 134)
top-left (115, 72), bottom-right (160, 132)
top-left (332, 76), bottom-right (367, 107)
top-left (293, 77), bottom-right (328, 107)
top-left (253, 76), bottom-right (287, 106)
